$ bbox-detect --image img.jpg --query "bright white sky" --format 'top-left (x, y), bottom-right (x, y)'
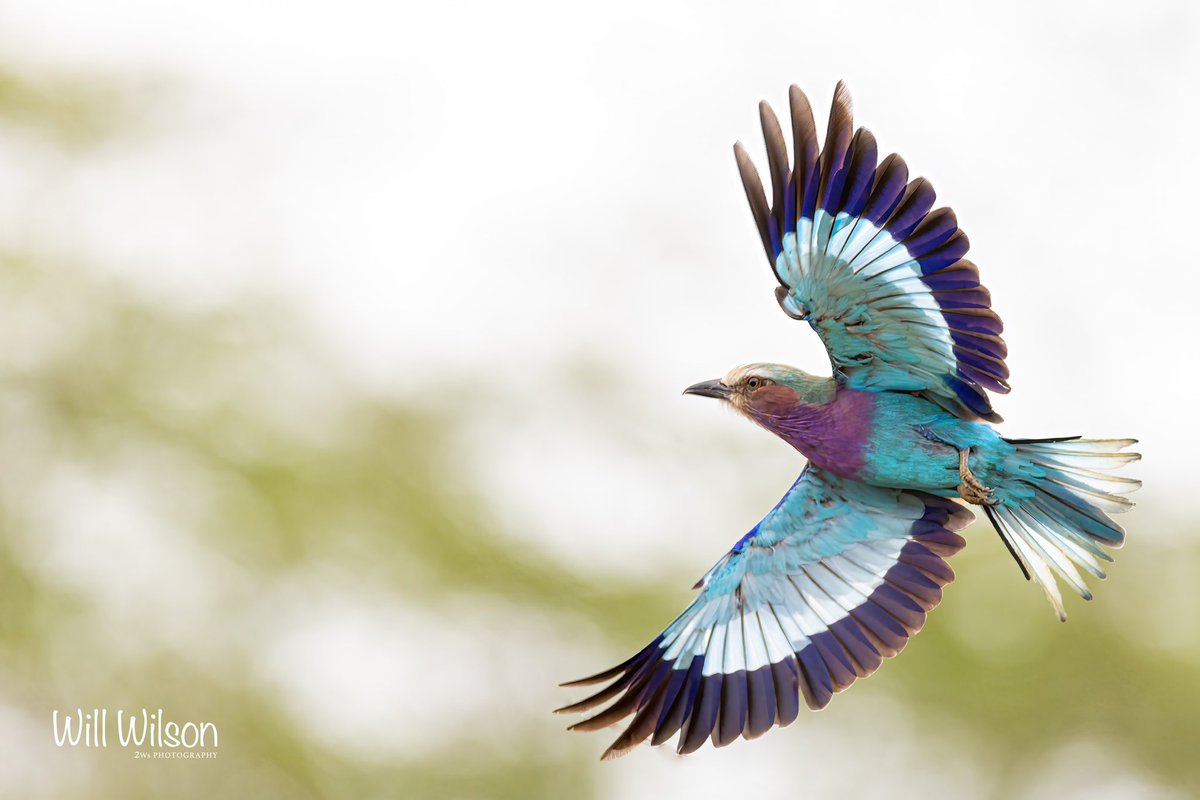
top-left (2, 0), bottom-right (1195, 552)
top-left (4, 0), bottom-right (1195, 561)
top-left (2, 1), bottom-right (1197, 794)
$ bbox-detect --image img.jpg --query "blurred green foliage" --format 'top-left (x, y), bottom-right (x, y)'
top-left (0, 67), bottom-right (138, 146)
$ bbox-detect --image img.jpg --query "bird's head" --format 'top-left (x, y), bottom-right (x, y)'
top-left (684, 363), bottom-right (835, 419)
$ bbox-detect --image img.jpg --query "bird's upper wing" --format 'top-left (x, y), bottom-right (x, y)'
top-left (557, 466), bottom-right (972, 759)
top-left (735, 83), bottom-right (1009, 421)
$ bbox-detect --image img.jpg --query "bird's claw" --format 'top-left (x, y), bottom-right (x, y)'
top-left (958, 448), bottom-right (999, 506)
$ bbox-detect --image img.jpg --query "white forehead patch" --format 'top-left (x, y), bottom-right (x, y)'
top-left (723, 363), bottom-right (795, 386)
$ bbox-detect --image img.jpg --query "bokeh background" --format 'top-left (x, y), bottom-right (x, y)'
top-left (1, 1), bottom-right (1198, 797)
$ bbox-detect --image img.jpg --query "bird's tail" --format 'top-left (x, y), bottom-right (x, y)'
top-left (986, 436), bottom-right (1140, 620)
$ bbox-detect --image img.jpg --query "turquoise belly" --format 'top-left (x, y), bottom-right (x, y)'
top-left (859, 393), bottom-right (1005, 494)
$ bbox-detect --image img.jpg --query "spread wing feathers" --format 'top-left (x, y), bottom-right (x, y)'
top-left (556, 467), bottom-right (972, 759)
top-left (733, 82), bottom-right (1009, 422)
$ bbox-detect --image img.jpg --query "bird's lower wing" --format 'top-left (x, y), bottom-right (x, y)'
top-left (557, 466), bottom-right (973, 759)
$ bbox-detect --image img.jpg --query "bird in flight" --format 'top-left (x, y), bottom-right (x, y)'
top-left (557, 83), bottom-right (1140, 760)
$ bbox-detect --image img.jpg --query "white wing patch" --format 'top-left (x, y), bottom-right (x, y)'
top-left (776, 216), bottom-right (957, 370)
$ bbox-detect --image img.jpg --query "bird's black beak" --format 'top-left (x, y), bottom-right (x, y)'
top-left (684, 379), bottom-right (732, 400)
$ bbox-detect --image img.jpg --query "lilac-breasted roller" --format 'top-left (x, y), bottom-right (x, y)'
top-left (557, 83), bottom-right (1140, 759)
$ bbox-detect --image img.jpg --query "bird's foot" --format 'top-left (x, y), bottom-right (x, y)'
top-left (958, 448), bottom-right (999, 506)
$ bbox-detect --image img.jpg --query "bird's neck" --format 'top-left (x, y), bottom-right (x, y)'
top-left (744, 386), bottom-right (875, 478)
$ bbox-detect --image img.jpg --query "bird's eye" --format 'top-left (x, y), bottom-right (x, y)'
top-left (746, 376), bottom-right (762, 389)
